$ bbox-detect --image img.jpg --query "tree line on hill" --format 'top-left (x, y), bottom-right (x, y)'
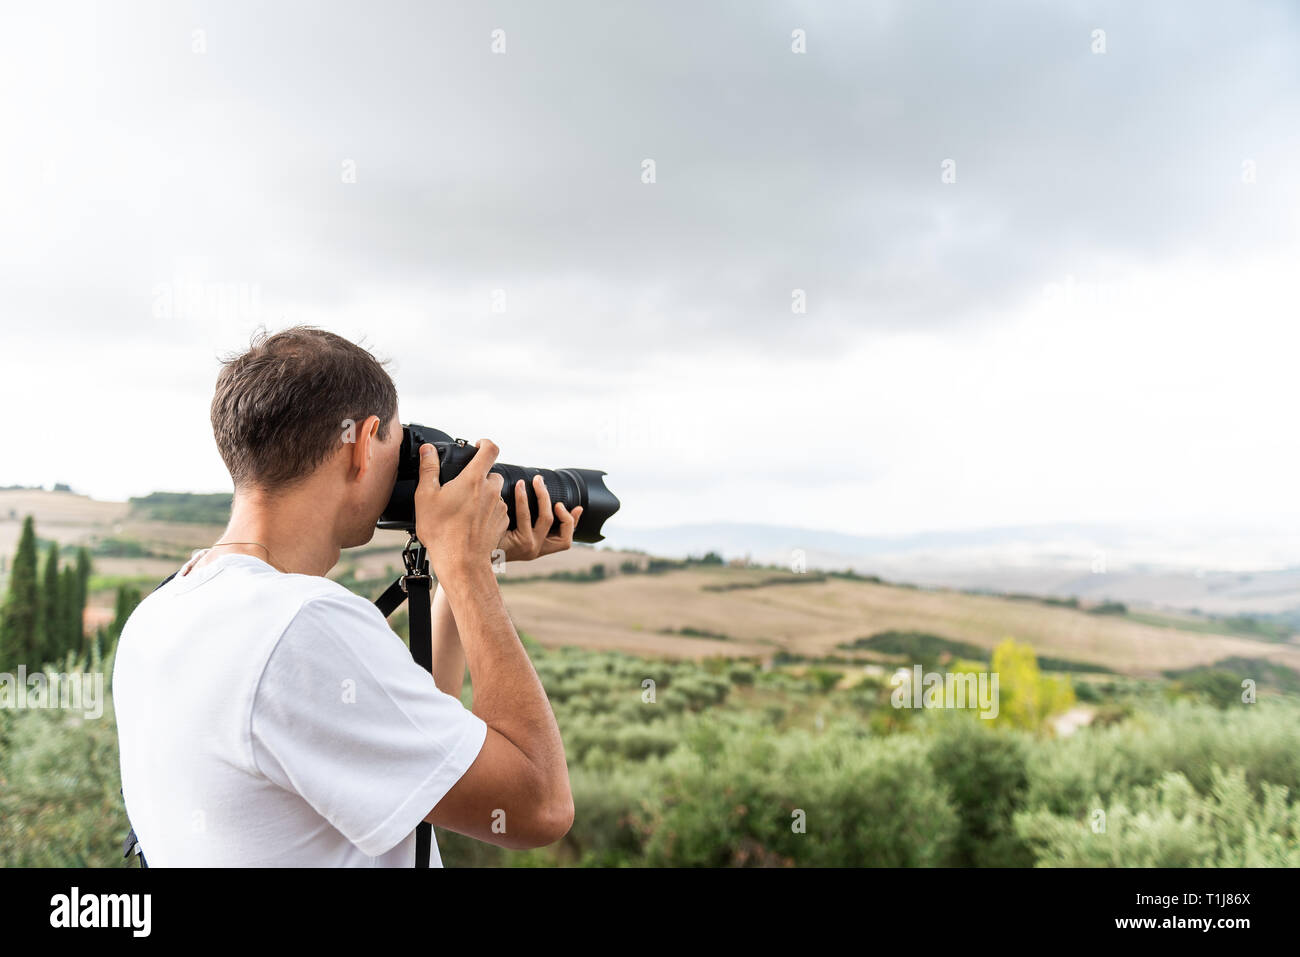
top-left (0, 516), bottom-right (141, 671)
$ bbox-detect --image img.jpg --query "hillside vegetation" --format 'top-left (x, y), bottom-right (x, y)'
top-left (4, 492), bottom-right (1300, 868)
top-left (3, 633), bottom-right (1298, 867)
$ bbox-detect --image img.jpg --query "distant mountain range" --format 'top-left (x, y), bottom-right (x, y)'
top-left (604, 520), bottom-right (1137, 561)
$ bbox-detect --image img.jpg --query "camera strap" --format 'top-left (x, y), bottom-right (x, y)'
top-left (375, 535), bottom-right (436, 868)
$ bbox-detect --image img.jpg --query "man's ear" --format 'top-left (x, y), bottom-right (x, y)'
top-left (348, 414), bottom-right (383, 480)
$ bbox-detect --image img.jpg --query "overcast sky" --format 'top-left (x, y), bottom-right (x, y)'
top-left (1, 0), bottom-right (1298, 541)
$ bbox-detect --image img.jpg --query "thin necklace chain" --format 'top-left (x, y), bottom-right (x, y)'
top-left (208, 541), bottom-right (287, 574)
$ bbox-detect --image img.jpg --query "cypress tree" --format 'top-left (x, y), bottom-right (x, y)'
top-left (59, 565), bottom-right (79, 663)
top-left (0, 516), bottom-right (40, 669)
top-left (39, 540), bottom-right (61, 662)
top-left (73, 547), bottom-right (91, 658)
top-left (108, 584), bottom-right (143, 648)
top-left (90, 625), bottom-right (107, 669)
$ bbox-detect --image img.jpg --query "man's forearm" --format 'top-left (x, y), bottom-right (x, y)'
top-left (438, 564), bottom-right (568, 798)
top-left (430, 582), bottom-right (467, 700)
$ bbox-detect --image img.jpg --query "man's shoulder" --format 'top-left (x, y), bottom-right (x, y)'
top-left (139, 560), bottom-right (386, 645)
top-left (275, 573), bottom-right (395, 644)
top-left (282, 571), bottom-right (368, 605)
top-left (253, 574), bottom-right (408, 706)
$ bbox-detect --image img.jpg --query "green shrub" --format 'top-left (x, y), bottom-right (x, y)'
top-left (0, 666), bottom-right (127, 867)
top-left (1016, 766), bottom-right (1300, 867)
top-left (1023, 698), bottom-right (1300, 816)
top-left (728, 666), bottom-right (756, 686)
top-left (807, 668), bottom-right (843, 693)
top-left (926, 716), bottom-right (1034, 866)
top-left (639, 725), bottom-right (958, 866)
top-left (1088, 601), bottom-right (1128, 616)
top-left (6, 623), bottom-right (1299, 869)
top-left (562, 763), bottom-right (659, 866)
top-left (1072, 680), bottom-right (1101, 703)
top-left (1168, 669), bottom-right (1245, 708)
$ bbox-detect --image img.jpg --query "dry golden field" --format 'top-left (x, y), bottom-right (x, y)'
top-left (5, 489), bottom-right (1299, 679)
top-left (497, 565), bottom-right (1300, 676)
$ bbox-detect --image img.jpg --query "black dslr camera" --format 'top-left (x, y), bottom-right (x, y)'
top-left (377, 424), bottom-right (620, 543)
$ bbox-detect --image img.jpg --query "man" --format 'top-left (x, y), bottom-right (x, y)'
top-left (113, 326), bottom-right (578, 866)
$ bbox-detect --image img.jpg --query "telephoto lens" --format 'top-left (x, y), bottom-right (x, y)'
top-left (377, 423), bottom-right (620, 543)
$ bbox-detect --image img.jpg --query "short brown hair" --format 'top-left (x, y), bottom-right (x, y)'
top-left (211, 326), bottom-right (398, 490)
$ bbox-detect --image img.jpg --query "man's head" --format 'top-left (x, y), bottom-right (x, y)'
top-left (211, 326), bottom-right (402, 547)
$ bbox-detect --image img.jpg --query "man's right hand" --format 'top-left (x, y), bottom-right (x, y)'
top-left (414, 439), bottom-right (510, 581)
top-left (413, 438), bottom-right (575, 850)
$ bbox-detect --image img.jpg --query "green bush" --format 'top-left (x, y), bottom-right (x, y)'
top-left (1072, 680), bottom-right (1101, 703)
top-left (638, 724), bottom-right (958, 866)
top-left (1088, 601), bottom-right (1128, 616)
top-left (1023, 698), bottom-right (1300, 817)
top-left (561, 763), bottom-right (659, 866)
top-left (926, 716), bottom-right (1034, 866)
top-left (728, 666), bottom-right (756, 686)
top-left (127, 492), bottom-right (232, 524)
top-left (0, 661), bottom-right (127, 867)
top-left (667, 674), bottom-right (731, 711)
top-left (5, 626), bottom-right (1300, 869)
top-left (807, 668), bottom-right (843, 693)
top-left (1168, 669), bottom-right (1248, 708)
top-left (1016, 766), bottom-right (1300, 867)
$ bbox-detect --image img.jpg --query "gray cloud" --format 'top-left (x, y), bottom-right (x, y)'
top-left (2, 0), bottom-right (1298, 536)
top-left (8, 0), bottom-right (1296, 367)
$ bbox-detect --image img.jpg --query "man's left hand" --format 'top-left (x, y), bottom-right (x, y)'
top-left (497, 474), bottom-right (584, 563)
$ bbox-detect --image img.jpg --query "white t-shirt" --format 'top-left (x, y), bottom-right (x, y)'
top-left (112, 551), bottom-right (488, 867)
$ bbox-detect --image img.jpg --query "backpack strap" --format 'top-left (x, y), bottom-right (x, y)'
top-left (120, 788), bottom-right (149, 868)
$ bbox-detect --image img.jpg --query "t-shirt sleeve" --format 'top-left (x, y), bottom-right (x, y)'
top-left (249, 591), bottom-right (488, 859)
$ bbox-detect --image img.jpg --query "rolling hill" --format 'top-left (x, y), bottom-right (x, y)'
top-left (3, 489), bottom-right (1298, 684)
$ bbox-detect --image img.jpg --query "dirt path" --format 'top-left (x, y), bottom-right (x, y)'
top-left (1051, 706), bottom-right (1095, 737)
